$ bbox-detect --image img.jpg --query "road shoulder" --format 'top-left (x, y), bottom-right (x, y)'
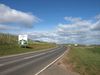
top-left (39, 48), bottom-right (80, 75)
top-left (39, 60), bottom-right (79, 75)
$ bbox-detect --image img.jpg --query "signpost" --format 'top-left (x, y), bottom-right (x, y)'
top-left (18, 35), bottom-right (28, 47)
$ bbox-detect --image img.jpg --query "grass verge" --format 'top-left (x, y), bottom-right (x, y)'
top-left (62, 46), bottom-right (100, 75)
top-left (0, 43), bottom-right (57, 56)
top-left (0, 33), bottom-right (57, 56)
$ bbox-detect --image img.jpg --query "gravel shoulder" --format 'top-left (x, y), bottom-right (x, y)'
top-left (39, 62), bottom-right (79, 75)
top-left (39, 48), bottom-right (80, 75)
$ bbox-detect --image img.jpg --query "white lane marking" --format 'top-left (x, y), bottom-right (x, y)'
top-left (35, 48), bottom-right (69, 75)
top-left (0, 53), bottom-right (46, 67)
top-left (0, 58), bottom-right (38, 75)
top-left (0, 49), bottom-right (56, 67)
top-left (23, 53), bottom-right (46, 60)
top-left (0, 46), bottom-right (58, 59)
top-left (0, 48), bottom-right (61, 75)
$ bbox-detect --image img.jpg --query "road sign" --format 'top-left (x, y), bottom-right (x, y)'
top-left (18, 35), bottom-right (28, 46)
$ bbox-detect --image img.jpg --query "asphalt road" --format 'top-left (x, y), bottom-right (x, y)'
top-left (0, 45), bottom-right (67, 75)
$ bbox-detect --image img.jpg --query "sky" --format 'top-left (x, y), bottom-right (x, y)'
top-left (0, 0), bottom-right (100, 44)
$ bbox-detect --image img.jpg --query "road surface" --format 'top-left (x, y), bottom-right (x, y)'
top-left (0, 45), bottom-right (66, 75)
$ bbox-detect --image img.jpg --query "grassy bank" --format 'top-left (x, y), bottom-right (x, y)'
top-left (0, 33), bottom-right (56, 56)
top-left (63, 46), bottom-right (100, 75)
top-left (0, 43), bottom-right (56, 56)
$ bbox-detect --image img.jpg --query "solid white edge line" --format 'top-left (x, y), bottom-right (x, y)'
top-left (35, 47), bottom-right (69, 75)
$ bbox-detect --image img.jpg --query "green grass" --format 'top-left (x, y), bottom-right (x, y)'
top-left (64, 46), bottom-right (100, 75)
top-left (0, 43), bottom-right (56, 56)
top-left (0, 33), bottom-right (57, 56)
top-left (0, 33), bottom-right (17, 45)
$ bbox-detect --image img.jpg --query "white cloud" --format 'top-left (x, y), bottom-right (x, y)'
top-left (90, 14), bottom-right (100, 31)
top-left (1, 5), bottom-right (99, 45)
top-left (56, 15), bottom-right (100, 44)
top-left (0, 24), bottom-right (19, 30)
top-left (0, 4), bottom-right (40, 29)
top-left (64, 17), bottom-right (81, 22)
top-left (95, 14), bottom-right (100, 19)
top-left (28, 31), bottom-right (59, 43)
top-left (91, 19), bottom-right (100, 31)
top-left (26, 14), bottom-right (100, 44)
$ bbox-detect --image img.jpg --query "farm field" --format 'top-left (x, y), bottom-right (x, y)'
top-left (63, 46), bottom-right (100, 75)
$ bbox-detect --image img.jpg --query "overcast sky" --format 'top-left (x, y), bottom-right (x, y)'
top-left (0, 0), bottom-right (100, 44)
